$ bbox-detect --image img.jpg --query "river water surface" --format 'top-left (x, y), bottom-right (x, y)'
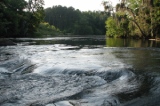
top-left (0, 36), bottom-right (160, 106)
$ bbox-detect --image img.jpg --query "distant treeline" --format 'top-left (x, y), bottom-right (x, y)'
top-left (1, 0), bottom-right (160, 39)
top-left (44, 5), bottom-right (108, 35)
top-left (0, 0), bottom-right (108, 37)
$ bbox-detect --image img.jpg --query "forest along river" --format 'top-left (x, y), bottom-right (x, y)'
top-left (0, 36), bottom-right (160, 106)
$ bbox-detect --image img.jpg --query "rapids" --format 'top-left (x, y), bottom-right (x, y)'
top-left (0, 36), bottom-right (160, 106)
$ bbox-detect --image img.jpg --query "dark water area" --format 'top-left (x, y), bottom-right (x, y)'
top-left (0, 36), bottom-right (160, 106)
top-left (106, 38), bottom-right (160, 47)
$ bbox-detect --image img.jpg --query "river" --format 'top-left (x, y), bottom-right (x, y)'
top-left (0, 36), bottom-right (160, 106)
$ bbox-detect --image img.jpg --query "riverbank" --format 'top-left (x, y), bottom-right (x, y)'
top-left (149, 38), bottom-right (160, 41)
top-left (0, 39), bottom-right (16, 46)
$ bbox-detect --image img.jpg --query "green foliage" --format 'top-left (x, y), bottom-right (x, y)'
top-left (25, 0), bottom-right (45, 36)
top-left (106, 14), bottom-right (129, 38)
top-left (44, 6), bottom-right (108, 35)
top-left (44, 6), bottom-right (81, 33)
top-left (0, 0), bottom-right (27, 37)
top-left (105, 17), bottom-right (118, 37)
top-left (35, 22), bottom-right (62, 37)
top-left (104, 0), bottom-right (160, 39)
top-left (0, 0), bottom-right (45, 37)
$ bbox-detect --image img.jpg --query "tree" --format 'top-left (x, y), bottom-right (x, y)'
top-left (117, 0), bottom-right (160, 38)
top-left (104, 0), bottom-right (160, 39)
top-left (25, 0), bottom-right (45, 36)
top-left (44, 6), bottom-right (108, 35)
top-left (0, 0), bottom-right (45, 37)
top-left (44, 6), bottom-right (81, 34)
top-left (74, 14), bottom-right (93, 35)
top-left (105, 17), bottom-right (117, 37)
top-left (0, 0), bottom-right (28, 37)
top-left (102, 0), bottom-right (114, 16)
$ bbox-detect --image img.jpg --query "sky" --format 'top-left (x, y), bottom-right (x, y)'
top-left (44, 0), bottom-right (119, 11)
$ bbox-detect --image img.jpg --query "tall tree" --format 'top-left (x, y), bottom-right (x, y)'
top-left (104, 0), bottom-right (160, 39)
top-left (117, 0), bottom-right (160, 38)
top-left (44, 6), bottom-right (108, 35)
top-left (25, 0), bottom-right (45, 36)
top-left (0, 0), bottom-right (27, 37)
top-left (0, 0), bottom-right (45, 37)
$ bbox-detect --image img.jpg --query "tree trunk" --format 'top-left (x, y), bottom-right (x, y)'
top-left (126, 8), bottom-right (146, 38)
top-left (132, 20), bottom-right (146, 38)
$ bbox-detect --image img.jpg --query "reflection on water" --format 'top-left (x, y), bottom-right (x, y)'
top-left (11, 36), bottom-right (160, 48)
top-left (106, 38), bottom-right (160, 47)
top-left (11, 36), bottom-right (106, 47)
top-left (111, 48), bottom-right (160, 72)
top-left (0, 36), bottom-right (160, 106)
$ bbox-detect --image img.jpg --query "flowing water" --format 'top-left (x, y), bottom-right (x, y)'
top-left (0, 36), bottom-right (160, 106)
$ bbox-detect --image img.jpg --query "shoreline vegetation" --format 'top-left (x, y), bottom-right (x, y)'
top-left (0, 0), bottom-right (160, 40)
top-left (1, 36), bottom-right (160, 47)
top-left (35, 22), bottom-right (62, 37)
top-left (103, 0), bottom-right (160, 40)
top-left (0, 0), bottom-right (107, 38)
